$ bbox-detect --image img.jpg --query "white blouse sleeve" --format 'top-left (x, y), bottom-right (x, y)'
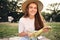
top-left (18, 19), bottom-right (25, 33)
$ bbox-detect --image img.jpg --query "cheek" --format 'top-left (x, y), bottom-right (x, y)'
top-left (35, 9), bottom-right (37, 13)
top-left (33, 9), bottom-right (37, 15)
top-left (29, 9), bottom-right (37, 13)
top-left (33, 8), bottom-right (37, 13)
top-left (28, 8), bottom-right (37, 15)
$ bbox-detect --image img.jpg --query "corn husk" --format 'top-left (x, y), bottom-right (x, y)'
top-left (30, 28), bottom-right (43, 38)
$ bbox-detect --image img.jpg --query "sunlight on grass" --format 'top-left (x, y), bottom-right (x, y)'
top-left (0, 22), bottom-right (60, 40)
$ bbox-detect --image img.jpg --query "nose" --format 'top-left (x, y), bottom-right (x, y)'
top-left (32, 8), bottom-right (35, 11)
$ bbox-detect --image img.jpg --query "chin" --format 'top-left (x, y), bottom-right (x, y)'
top-left (31, 14), bottom-right (35, 16)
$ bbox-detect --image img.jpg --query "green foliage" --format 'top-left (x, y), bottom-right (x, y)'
top-left (46, 3), bottom-right (60, 22)
top-left (55, 14), bottom-right (60, 22)
top-left (0, 0), bottom-right (18, 22)
top-left (0, 0), bottom-right (9, 22)
top-left (42, 12), bottom-right (51, 21)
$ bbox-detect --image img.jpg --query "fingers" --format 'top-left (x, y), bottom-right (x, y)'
top-left (43, 26), bottom-right (51, 32)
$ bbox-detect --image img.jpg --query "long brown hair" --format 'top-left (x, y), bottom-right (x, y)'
top-left (23, 2), bottom-right (44, 30)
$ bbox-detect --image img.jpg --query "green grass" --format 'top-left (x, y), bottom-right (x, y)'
top-left (42, 22), bottom-right (60, 40)
top-left (0, 22), bottom-right (18, 38)
top-left (0, 22), bottom-right (60, 40)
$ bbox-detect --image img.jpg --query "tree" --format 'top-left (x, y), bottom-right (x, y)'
top-left (7, 0), bottom-right (18, 12)
top-left (0, 0), bottom-right (19, 22)
top-left (0, 0), bottom-right (9, 22)
top-left (46, 3), bottom-right (60, 22)
top-left (47, 3), bottom-right (60, 13)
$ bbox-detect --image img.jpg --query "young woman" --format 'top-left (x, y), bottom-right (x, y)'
top-left (18, 0), bottom-right (51, 40)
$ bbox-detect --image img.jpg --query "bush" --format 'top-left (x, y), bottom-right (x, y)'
top-left (55, 14), bottom-right (60, 22)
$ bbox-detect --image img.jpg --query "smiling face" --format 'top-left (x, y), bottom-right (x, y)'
top-left (28, 3), bottom-right (37, 16)
top-left (24, 2), bottom-right (44, 30)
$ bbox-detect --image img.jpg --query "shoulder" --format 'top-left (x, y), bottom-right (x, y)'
top-left (19, 17), bottom-right (27, 23)
top-left (20, 17), bottom-right (26, 20)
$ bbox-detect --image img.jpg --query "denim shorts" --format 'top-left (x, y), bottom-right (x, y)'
top-left (19, 36), bottom-right (38, 40)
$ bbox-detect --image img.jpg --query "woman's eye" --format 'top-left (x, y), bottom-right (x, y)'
top-left (29, 7), bottom-right (33, 9)
top-left (34, 7), bottom-right (37, 9)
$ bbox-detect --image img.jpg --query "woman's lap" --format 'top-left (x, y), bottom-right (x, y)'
top-left (19, 36), bottom-right (37, 40)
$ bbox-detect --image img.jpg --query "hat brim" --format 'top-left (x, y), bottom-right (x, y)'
top-left (21, 0), bottom-right (43, 13)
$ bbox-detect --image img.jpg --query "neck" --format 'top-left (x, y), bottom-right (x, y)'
top-left (29, 15), bottom-right (35, 19)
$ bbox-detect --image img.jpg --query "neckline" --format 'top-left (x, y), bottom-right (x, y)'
top-left (27, 17), bottom-right (35, 21)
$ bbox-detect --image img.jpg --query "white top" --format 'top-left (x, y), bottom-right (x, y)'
top-left (18, 17), bottom-right (46, 39)
top-left (18, 17), bottom-right (35, 33)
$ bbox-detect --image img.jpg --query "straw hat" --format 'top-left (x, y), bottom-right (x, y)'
top-left (21, 0), bottom-right (43, 13)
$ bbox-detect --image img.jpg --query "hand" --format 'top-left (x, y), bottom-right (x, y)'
top-left (19, 32), bottom-right (28, 37)
top-left (28, 33), bottom-right (33, 37)
top-left (26, 31), bottom-right (35, 37)
top-left (43, 26), bottom-right (51, 32)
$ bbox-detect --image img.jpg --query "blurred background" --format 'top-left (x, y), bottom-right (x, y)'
top-left (0, 0), bottom-right (60, 40)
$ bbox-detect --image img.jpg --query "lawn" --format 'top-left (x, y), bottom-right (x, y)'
top-left (0, 22), bottom-right (18, 38)
top-left (0, 22), bottom-right (60, 40)
top-left (42, 22), bottom-right (60, 40)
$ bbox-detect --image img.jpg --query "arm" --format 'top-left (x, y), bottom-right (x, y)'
top-left (18, 19), bottom-right (32, 37)
top-left (18, 19), bottom-right (28, 37)
top-left (18, 31), bottom-right (28, 37)
top-left (30, 14), bottom-right (51, 38)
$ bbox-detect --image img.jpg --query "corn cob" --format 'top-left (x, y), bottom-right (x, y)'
top-left (30, 28), bottom-right (43, 38)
